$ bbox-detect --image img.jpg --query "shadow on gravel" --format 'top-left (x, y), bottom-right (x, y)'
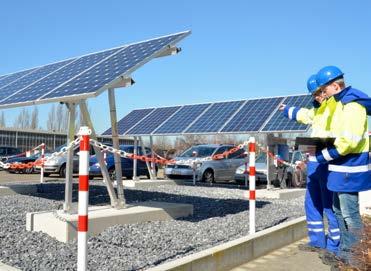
top-left (17, 183), bottom-right (271, 222)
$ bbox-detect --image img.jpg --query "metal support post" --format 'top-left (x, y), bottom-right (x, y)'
top-left (138, 137), bottom-right (154, 179)
top-left (79, 101), bottom-right (123, 208)
top-left (64, 103), bottom-right (75, 213)
top-left (244, 144), bottom-right (248, 187)
top-left (133, 137), bottom-right (138, 180)
top-left (149, 136), bottom-right (157, 179)
top-left (40, 143), bottom-right (45, 184)
top-left (108, 88), bottom-right (124, 201)
top-left (248, 137), bottom-right (256, 234)
top-left (266, 146), bottom-right (273, 190)
top-left (77, 126), bottom-right (90, 271)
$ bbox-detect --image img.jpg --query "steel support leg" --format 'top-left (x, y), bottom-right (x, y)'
top-left (79, 101), bottom-right (123, 208)
top-left (150, 136), bottom-right (157, 179)
top-left (139, 137), bottom-right (154, 179)
top-left (108, 88), bottom-right (124, 201)
top-left (64, 103), bottom-right (75, 213)
top-left (133, 137), bottom-right (138, 180)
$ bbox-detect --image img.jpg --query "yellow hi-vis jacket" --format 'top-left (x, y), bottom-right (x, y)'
top-left (283, 97), bottom-right (336, 138)
top-left (315, 87), bottom-right (370, 192)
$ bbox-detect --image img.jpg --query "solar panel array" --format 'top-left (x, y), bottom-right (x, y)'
top-left (0, 31), bottom-right (190, 109)
top-left (105, 94), bottom-right (312, 136)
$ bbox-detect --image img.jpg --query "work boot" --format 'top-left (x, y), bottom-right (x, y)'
top-left (298, 243), bottom-right (322, 252)
top-left (320, 251), bottom-right (346, 267)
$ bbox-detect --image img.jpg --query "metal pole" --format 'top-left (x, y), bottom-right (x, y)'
top-left (192, 161), bottom-right (197, 186)
top-left (249, 137), bottom-right (256, 234)
top-left (138, 137), bottom-right (154, 179)
top-left (133, 137), bottom-right (138, 180)
top-left (77, 126), bottom-right (90, 271)
top-left (108, 88), bottom-right (124, 201)
top-left (266, 146), bottom-right (273, 190)
top-left (64, 103), bottom-right (75, 213)
top-left (79, 101), bottom-right (123, 208)
top-left (40, 143), bottom-right (45, 184)
top-left (244, 145), bottom-right (248, 187)
top-left (150, 136), bottom-right (156, 179)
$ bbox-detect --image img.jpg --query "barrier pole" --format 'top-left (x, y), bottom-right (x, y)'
top-left (40, 143), bottom-right (45, 184)
top-left (77, 127), bottom-right (90, 271)
top-left (248, 137), bottom-right (256, 234)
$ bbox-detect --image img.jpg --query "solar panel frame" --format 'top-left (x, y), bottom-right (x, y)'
top-left (0, 30), bottom-right (191, 109)
top-left (260, 94), bottom-right (312, 133)
top-left (124, 106), bottom-right (182, 136)
top-left (220, 97), bottom-right (285, 133)
top-left (0, 59), bottom-right (76, 104)
top-left (102, 108), bottom-right (156, 135)
top-left (39, 31), bottom-right (191, 103)
top-left (151, 103), bottom-right (211, 135)
top-left (183, 100), bottom-right (246, 134)
top-left (0, 46), bottom-right (126, 108)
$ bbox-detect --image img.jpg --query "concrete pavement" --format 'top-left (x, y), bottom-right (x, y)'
top-left (230, 238), bottom-right (330, 271)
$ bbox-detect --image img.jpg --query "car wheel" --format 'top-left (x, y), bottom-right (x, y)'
top-left (43, 172), bottom-right (50, 177)
top-left (202, 169), bottom-right (214, 183)
top-left (88, 175), bottom-right (94, 180)
top-left (59, 164), bottom-right (66, 178)
top-left (25, 167), bottom-right (33, 174)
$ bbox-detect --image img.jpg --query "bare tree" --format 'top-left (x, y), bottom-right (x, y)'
top-left (30, 107), bottom-right (39, 130)
top-left (47, 105), bottom-right (56, 131)
top-left (0, 112), bottom-right (5, 127)
top-left (13, 108), bottom-right (30, 129)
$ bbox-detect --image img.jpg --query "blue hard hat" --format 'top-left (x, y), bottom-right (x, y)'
top-left (316, 66), bottom-right (344, 87)
top-left (307, 74), bottom-right (319, 94)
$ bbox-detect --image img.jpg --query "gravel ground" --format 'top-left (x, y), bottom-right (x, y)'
top-left (0, 182), bottom-right (304, 270)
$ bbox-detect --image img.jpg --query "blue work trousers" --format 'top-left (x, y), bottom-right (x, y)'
top-left (305, 161), bottom-right (339, 252)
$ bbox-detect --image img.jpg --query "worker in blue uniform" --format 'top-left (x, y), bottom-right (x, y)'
top-left (280, 75), bottom-right (339, 253)
top-left (314, 66), bottom-right (371, 268)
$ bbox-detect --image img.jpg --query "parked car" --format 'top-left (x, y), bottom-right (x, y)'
top-left (34, 144), bottom-right (79, 177)
top-left (234, 153), bottom-right (268, 184)
top-left (89, 145), bottom-right (155, 180)
top-left (165, 144), bottom-right (245, 183)
top-left (6, 153), bottom-right (41, 174)
top-left (0, 146), bottom-right (23, 162)
top-left (234, 150), bottom-right (307, 187)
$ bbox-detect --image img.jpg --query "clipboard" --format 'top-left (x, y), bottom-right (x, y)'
top-left (295, 137), bottom-right (336, 151)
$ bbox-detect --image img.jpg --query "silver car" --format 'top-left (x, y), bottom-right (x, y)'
top-left (165, 144), bottom-right (245, 183)
top-left (234, 150), bottom-right (307, 187)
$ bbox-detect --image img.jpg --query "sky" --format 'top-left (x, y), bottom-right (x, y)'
top-left (0, 0), bottom-right (370, 134)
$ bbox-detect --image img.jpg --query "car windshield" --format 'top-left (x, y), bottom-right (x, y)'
top-left (179, 146), bottom-right (217, 158)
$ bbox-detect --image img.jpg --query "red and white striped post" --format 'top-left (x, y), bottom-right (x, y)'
top-left (78, 127), bottom-right (90, 271)
top-left (248, 137), bottom-right (256, 234)
top-left (40, 143), bottom-right (45, 184)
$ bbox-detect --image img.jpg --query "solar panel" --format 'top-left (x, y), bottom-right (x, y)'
top-left (102, 108), bottom-right (155, 135)
top-left (0, 68), bottom-right (36, 89)
top-left (40, 32), bottom-right (190, 101)
top-left (153, 103), bottom-right (211, 135)
top-left (184, 101), bottom-right (245, 134)
top-left (221, 97), bottom-right (285, 133)
top-left (0, 31), bottom-right (190, 109)
top-left (0, 59), bottom-right (75, 103)
top-left (261, 95), bottom-right (312, 132)
top-left (0, 47), bottom-right (123, 106)
top-left (125, 106), bottom-right (181, 135)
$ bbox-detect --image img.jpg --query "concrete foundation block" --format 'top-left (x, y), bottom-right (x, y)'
top-left (147, 217), bottom-right (306, 271)
top-left (26, 201), bottom-right (193, 243)
top-left (244, 188), bottom-right (305, 200)
top-left (121, 179), bottom-right (185, 188)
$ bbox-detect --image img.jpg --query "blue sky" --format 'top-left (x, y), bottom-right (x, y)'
top-left (0, 1), bottom-right (370, 133)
